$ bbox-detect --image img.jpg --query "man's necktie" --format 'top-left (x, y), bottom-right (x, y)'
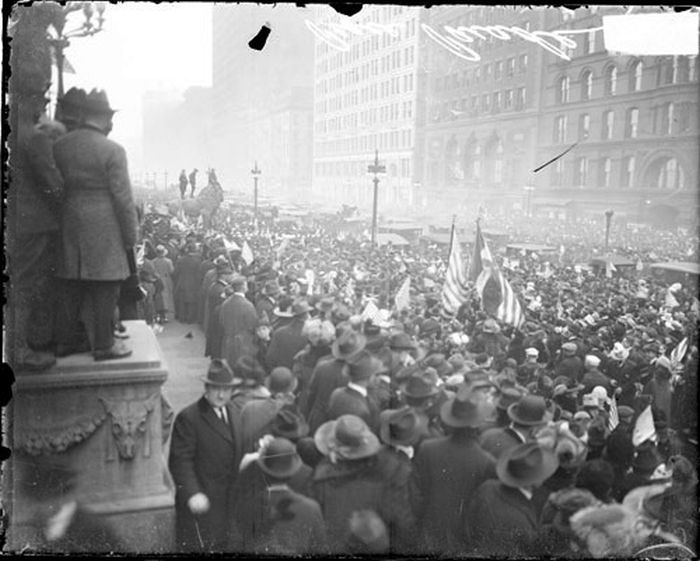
top-left (217, 407), bottom-right (228, 425)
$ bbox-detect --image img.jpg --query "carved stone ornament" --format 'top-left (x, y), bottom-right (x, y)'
top-left (99, 394), bottom-right (160, 461)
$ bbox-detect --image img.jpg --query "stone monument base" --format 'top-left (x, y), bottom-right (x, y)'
top-left (5, 320), bottom-right (175, 554)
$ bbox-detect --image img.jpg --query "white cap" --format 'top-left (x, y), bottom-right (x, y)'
top-left (585, 355), bottom-right (601, 369)
top-left (591, 386), bottom-right (608, 402)
top-left (525, 347), bottom-right (539, 357)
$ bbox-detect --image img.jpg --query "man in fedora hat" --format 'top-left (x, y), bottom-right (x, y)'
top-left (411, 386), bottom-right (496, 555)
top-left (379, 406), bottom-right (427, 462)
top-left (312, 415), bottom-right (416, 553)
top-left (480, 394), bottom-right (551, 459)
top-left (326, 351), bottom-right (384, 433)
top-left (255, 279), bottom-right (280, 324)
top-left (265, 299), bottom-right (311, 370)
top-left (53, 88), bottom-right (139, 361)
top-left (56, 87), bottom-right (87, 132)
top-left (303, 326), bottom-right (366, 433)
top-left (168, 359), bottom-right (244, 552)
top-left (220, 276), bottom-right (260, 370)
top-left (400, 367), bottom-right (447, 441)
top-left (232, 437), bottom-right (328, 554)
top-left (7, 74), bottom-right (65, 371)
top-left (466, 441), bottom-right (559, 556)
top-left (204, 258), bottom-right (235, 359)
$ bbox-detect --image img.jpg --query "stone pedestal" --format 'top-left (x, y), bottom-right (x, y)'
top-left (6, 321), bottom-right (175, 554)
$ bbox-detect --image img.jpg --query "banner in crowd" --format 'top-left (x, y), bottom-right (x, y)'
top-left (395, 277), bottom-right (411, 312)
top-left (441, 222), bottom-right (469, 313)
top-left (241, 241), bottom-right (255, 265)
top-left (632, 405), bottom-right (656, 446)
top-left (471, 221), bottom-right (525, 328)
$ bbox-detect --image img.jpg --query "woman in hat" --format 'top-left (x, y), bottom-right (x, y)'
top-left (466, 442), bottom-right (559, 557)
top-left (231, 437), bottom-right (327, 554)
top-left (411, 386), bottom-right (497, 555)
top-left (311, 415), bottom-right (416, 553)
top-left (293, 318), bottom-right (336, 413)
top-left (265, 299), bottom-right (312, 371)
top-left (152, 244), bottom-right (175, 324)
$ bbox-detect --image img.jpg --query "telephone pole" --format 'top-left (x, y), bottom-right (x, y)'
top-left (367, 149), bottom-right (386, 245)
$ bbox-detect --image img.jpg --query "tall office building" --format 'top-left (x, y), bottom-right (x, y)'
top-left (311, 5), bottom-right (426, 210)
top-left (211, 4), bottom-right (314, 198)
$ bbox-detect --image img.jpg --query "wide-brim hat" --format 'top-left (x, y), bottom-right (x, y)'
top-left (256, 437), bottom-right (303, 479)
top-left (508, 395), bottom-right (550, 426)
top-left (402, 370), bottom-right (440, 400)
top-left (496, 442), bottom-right (559, 488)
top-left (291, 299), bottom-right (313, 316)
top-left (82, 88), bottom-right (118, 115)
top-left (379, 406), bottom-right (427, 447)
top-left (233, 356), bottom-right (266, 387)
top-left (347, 352), bottom-right (385, 381)
top-left (423, 353), bottom-right (453, 378)
top-left (332, 329), bottom-right (367, 361)
top-left (496, 387), bottom-right (525, 410)
top-left (314, 415), bottom-right (381, 460)
top-left (316, 296), bottom-right (335, 312)
top-left (201, 358), bottom-right (240, 386)
top-left (271, 406), bottom-right (309, 440)
top-left (389, 332), bottom-right (416, 351)
top-left (440, 386), bottom-right (492, 429)
top-left (482, 318), bottom-right (501, 334)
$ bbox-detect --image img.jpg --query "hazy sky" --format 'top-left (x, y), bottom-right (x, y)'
top-left (61, 2), bottom-right (212, 151)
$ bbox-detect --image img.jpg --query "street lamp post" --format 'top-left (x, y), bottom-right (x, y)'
top-left (524, 185), bottom-right (535, 217)
top-left (368, 149), bottom-right (386, 246)
top-left (605, 209), bottom-right (614, 251)
top-left (251, 161), bottom-right (261, 228)
top-left (48, 2), bottom-right (106, 105)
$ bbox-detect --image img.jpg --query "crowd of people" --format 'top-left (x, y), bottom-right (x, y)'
top-left (8, 75), bottom-right (698, 556)
top-left (135, 203), bottom-right (698, 557)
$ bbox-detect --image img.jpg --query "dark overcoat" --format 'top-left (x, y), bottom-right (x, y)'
top-left (410, 433), bottom-right (496, 554)
top-left (53, 126), bottom-right (138, 280)
top-left (326, 385), bottom-right (381, 434)
top-left (204, 280), bottom-right (228, 358)
top-left (265, 318), bottom-right (307, 370)
top-left (220, 293), bottom-right (259, 369)
top-left (168, 396), bottom-right (243, 552)
top-left (303, 357), bottom-right (350, 434)
top-left (466, 479), bottom-right (539, 557)
top-left (174, 253), bottom-right (203, 306)
top-left (312, 447), bottom-right (415, 553)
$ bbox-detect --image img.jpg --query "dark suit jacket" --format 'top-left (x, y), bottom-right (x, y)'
top-left (168, 397), bottom-right (243, 552)
top-left (204, 280), bottom-right (228, 358)
top-left (327, 385), bottom-right (380, 434)
top-left (220, 293), bottom-right (259, 368)
top-left (53, 126), bottom-right (138, 280)
top-left (479, 425), bottom-right (525, 459)
top-left (174, 253), bottom-right (203, 305)
top-left (466, 479), bottom-right (539, 557)
top-left (304, 357), bottom-right (349, 433)
top-left (410, 433), bottom-right (496, 554)
top-left (265, 318), bottom-right (307, 370)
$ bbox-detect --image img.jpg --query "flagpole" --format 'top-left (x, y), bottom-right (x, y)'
top-left (447, 214), bottom-right (456, 261)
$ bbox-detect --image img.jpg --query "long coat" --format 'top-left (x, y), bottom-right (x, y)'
top-left (174, 253), bottom-right (203, 308)
top-left (168, 397), bottom-right (243, 552)
top-left (220, 293), bottom-right (259, 369)
top-left (265, 318), bottom-right (307, 370)
top-left (410, 433), bottom-right (496, 554)
top-left (293, 344), bottom-right (333, 414)
top-left (53, 126), bottom-right (138, 280)
top-left (465, 480), bottom-right (539, 557)
top-left (239, 396), bottom-right (292, 453)
top-left (152, 255), bottom-right (175, 313)
top-left (204, 280), bottom-right (228, 358)
top-left (312, 447), bottom-right (416, 553)
top-left (303, 357), bottom-right (350, 434)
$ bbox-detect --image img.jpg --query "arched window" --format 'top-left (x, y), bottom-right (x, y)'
top-left (630, 60), bottom-right (643, 91)
top-left (600, 157), bottom-right (612, 188)
top-left (625, 108), bottom-right (639, 138)
top-left (581, 70), bottom-right (593, 100)
top-left (657, 158), bottom-right (685, 190)
top-left (604, 66), bottom-right (617, 95)
top-left (557, 76), bottom-right (570, 103)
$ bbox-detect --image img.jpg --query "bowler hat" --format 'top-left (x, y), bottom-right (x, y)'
top-left (496, 387), bottom-right (525, 410)
top-left (379, 407), bottom-right (427, 447)
top-left (331, 329), bottom-right (367, 361)
top-left (82, 88), bottom-right (117, 115)
top-left (347, 352), bottom-right (384, 381)
top-left (201, 359), bottom-right (239, 386)
top-left (314, 415), bottom-right (381, 460)
top-left (389, 332), bottom-right (416, 351)
top-left (256, 438), bottom-right (302, 479)
top-left (266, 367), bottom-right (297, 394)
top-left (402, 370), bottom-right (440, 400)
top-left (496, 442), bottom-right (559, 488)
top-left (482, 318), bottom-right (501, 334)
top-left (508, 395), bottom-right (549, 426)
top-left (291, 299), bottom-right (312, 316)
top-left (423, 353), bottom-right (453, 378)
top-left (271, 406), bottom-right (309, 440)
top-left (440, 385), bottom-right (492, 429)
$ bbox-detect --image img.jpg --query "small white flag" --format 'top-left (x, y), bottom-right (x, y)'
top-left (632, 405), bottom-right (656, 447)
top-left (361, 300), bottom-right (381, 323)
top-left (394, 277), bottom-right (411, 312)
top-left (664, 290), bottom-right (680, 309)
top-left (223, 238), bottom-right (240, 252)
top-left (670, 337), bottom-right (688, 371)
top-left (305, 269), bottom-right (315, 295)
top-left (605, 259), bottom-right (617, 278)
top-left (241, 241), bottom-right (255, 265)
top-left (608, 396), bottom-right (619, 432)
top-left (636, 258), bottom-right (643, 272)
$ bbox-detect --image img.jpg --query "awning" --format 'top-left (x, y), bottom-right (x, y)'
top-left (376, 233), bottom-right (410, 247)
top-left (507, 243), bottom-right (558, 253)
top-left (650, 262), bottom-right (700, 275)
top-left (590, 255), bottom-right (636, 267)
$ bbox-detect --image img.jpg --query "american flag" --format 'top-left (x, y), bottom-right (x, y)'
top-left (471, 221), bottom-right (525, 328)
top-left (441, 221), bottom-right (470, 313)
top-left (608, 395), bottom-right (619, 432)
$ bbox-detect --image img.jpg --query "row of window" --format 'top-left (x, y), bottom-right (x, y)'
top-left (433, 87), bottom-right (527, 120)
top-left (317, 75), bottom-right (415, 115)
top-left (556, 56), bottom-right (698, 103)
top-left (315, 129), bottom-right (414, 156)
top-left (315, 157), bottom-right (412, 178)
top-left (552, 102), bottom-right (695, 143)
top-left (549, 156), bottom-right (685, 190)
top-left (435, 55), bottom-right (528, 92)
top-left (316, 98), bottom-right (415, 133)
top-left (316, 47), bottom-right (416, 96)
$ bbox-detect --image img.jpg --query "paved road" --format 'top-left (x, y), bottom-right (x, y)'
top-left (156, 320), bottom-right (209, 415)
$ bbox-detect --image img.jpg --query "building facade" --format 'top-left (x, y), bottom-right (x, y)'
top-left (533, 6), bottom-right (699, 224)
top-left (311, 5), bottom-right (426, 210)
top-left (211, 4), bottom-right (314, 199)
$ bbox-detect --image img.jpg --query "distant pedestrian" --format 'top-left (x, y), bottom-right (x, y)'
top-left (189, 168), bottom-right (198, 198)
top-left (179, 170), bottom-right (188, 200)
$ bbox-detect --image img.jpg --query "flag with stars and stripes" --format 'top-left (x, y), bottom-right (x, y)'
top-left (441, 222), bottom-right (469, 313)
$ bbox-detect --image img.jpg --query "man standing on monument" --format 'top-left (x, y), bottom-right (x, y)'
top-left (53, 89), bottom-right (138, 361)
top-left (188, 168), bottom-right (198, 198)
top-left (168, 359), bottom-right (244, 552)
top-left (179, 169), bottom-right (188, 200)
